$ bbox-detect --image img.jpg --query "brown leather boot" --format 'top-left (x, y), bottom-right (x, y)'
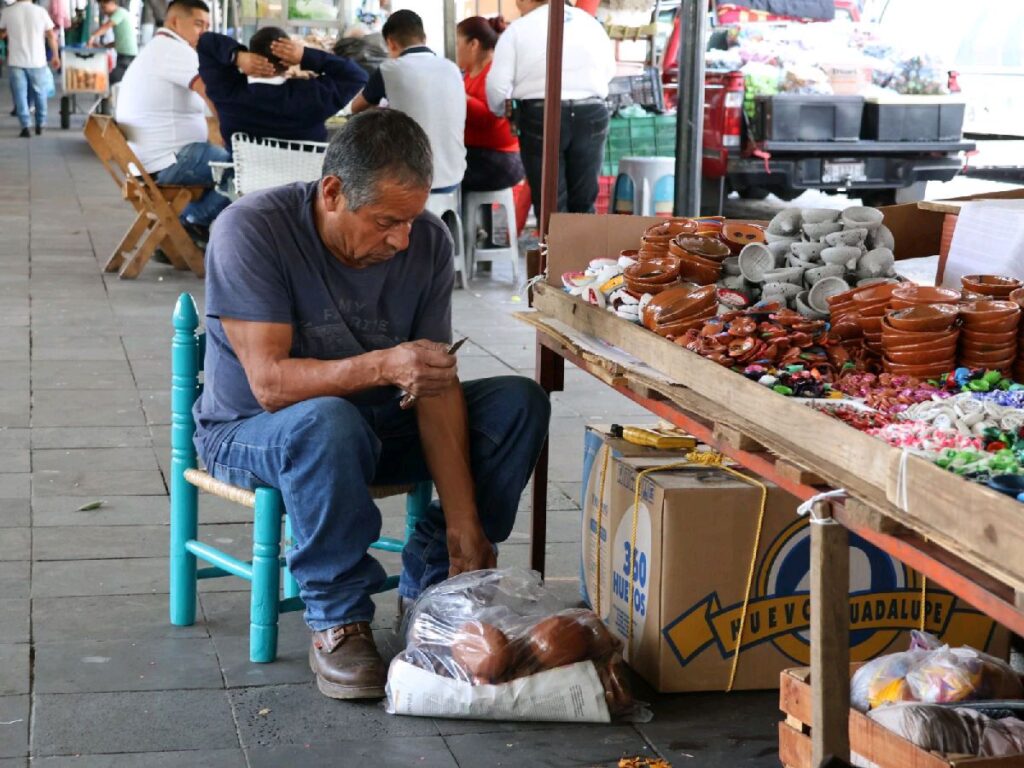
top-left (309, 622), bottom-right (387, 700)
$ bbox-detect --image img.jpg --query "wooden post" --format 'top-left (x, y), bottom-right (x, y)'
top-left (811, 501), bottom-right (850, 766)
top-left (538, 0), bottom-right (565, 244)
top-left (530, 336), bottom-right (564, 575)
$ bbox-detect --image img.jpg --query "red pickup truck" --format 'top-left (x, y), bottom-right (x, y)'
top-left (658, 2), bottom-right (975, 208)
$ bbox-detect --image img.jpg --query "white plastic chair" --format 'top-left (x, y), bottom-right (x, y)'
top-left (463, 187), bottom-right (519, 285)
top-left (229, 134), bottom-right (329, 197)
top-left (425, 189), bottom-right (468, 289)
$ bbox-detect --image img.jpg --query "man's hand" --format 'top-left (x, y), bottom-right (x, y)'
top-left (382, 340), bottom-right (458, 401)
top-left (447, 523), bottom-right (496, 577)
top-left (269, 37), bottom-right (305, 67)
top-left (50, 57), bottom-right (60, 71)
top-left (236, 51), bottom-right (276, 78)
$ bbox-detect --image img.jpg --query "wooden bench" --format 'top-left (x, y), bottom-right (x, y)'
top-left (83, 114), bottom-right (206, 279)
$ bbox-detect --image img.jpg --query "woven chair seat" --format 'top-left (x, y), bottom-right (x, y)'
top-left (183, 468), bottom-right (415, 509)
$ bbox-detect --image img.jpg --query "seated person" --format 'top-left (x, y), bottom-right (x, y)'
top-left (197, 27), bottom-right (367, 147)
top-left (115, 0), bottom-right (229, 239)
top-left (194, 108), bottom-right (550, 701)
top-left (89, 0), bottom-right (138, 84)
top-left (332, 35), bottom-right (386, 77)
top-left (349, 10), bottom-right (466, 193)
top-left (456, 16), bottom-right (524, 194)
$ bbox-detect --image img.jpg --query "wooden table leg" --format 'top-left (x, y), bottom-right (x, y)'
top-left (811, 501), bottom-right (850, 766)
top-left (530, 334), bottom-right (564, 576)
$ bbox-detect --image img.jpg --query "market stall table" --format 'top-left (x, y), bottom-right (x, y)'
top-left (522, 268), bottom-right (1024, 768)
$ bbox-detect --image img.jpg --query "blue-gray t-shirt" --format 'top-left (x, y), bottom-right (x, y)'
top-left (193, 180), bottom-right (454, 464)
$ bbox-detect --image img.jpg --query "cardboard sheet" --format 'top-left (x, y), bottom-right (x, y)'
top-left (941, 200), bottom-right (1024, 289)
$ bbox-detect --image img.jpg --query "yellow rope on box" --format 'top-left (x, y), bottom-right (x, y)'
top-left (920, 575), bottom-right (928, 632)
top-left (593, 443), bottom-right (612, 615)
top-left (620, 450), bottom-right (769, 693)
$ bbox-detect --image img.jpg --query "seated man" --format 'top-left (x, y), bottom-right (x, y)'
top-left (197, 28), bottom-right (367, 147)
top-left (115, 0), bottom-right (229, 240)
top-left (194, 108), bottom-right (550, 701)
top-left (349, 9), bottom-right (466, 193)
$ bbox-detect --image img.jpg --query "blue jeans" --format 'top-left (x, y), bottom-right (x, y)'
top-left (9, 66), bottom-right (49, 129)
top-left (155, 142), bottom-right (232, 227)
top-left (205, 376), bottom-right (550, 630)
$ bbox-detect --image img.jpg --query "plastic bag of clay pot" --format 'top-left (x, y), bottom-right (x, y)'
top-left (850, 632), bottom-right (1024, 712)
top-left (385, 568), bottom-right (647, 723)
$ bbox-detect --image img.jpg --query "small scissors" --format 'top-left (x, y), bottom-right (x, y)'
top-left (399, 337), bottom-right (468, 408)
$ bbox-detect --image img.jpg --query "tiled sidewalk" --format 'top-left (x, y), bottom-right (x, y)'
top-left (0, 95), bottom-right (779, 767)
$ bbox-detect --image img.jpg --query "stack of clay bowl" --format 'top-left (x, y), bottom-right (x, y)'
top-left (848, 283), bottom-right (901, 357)
top-left (961, 274), bottom-right (1023, 300)
top-left (1010, 288), bottom-right (1024, 381)
top-left (881, 303), bottom-right (960, 378)
top-left (889, 284), bottom-right (961, 310)
top-left (669, 234), bottom-right (730, 285)
top-left (623, 257), bottom-right (682, 296)
top-left (639, 219), bottom-right (697, 260)
top-left (958, 300), bottom-right (1020, 374)
top-left (641, 283), bottom-right (718, 339)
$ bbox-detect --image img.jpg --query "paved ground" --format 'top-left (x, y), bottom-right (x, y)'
top-left (0, 93), bottom-right (793, 768)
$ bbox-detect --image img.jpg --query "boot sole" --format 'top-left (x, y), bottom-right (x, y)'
top-left (309, 648), bottom-right (385, 700)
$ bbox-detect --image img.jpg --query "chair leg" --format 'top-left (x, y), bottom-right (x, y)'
top-left (168, 473), bottom-right (199, 626)
top-left (463, 199), bottom-right (477, 280)
top-left (107, 208), bottom-right (149, 273)
top-left (250, 487), bottom-right (283, 663)
top-left (282, 514), bottom-right (300, 600)
top-left (405, 481), bottom-right (433, 543)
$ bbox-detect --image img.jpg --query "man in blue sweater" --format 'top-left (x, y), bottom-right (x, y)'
top-left (197, 28), bottom-right (367, 147)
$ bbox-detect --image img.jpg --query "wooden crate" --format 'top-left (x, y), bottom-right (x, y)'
top-left (530, 283), bottom-right (1024, 596)
top-left (778, 667), bottom-right (1024, 768)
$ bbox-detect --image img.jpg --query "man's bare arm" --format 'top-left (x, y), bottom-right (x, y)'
top-left (349, 92), bottom-right (371, 114)
top-left (415, 385), bottom-right (495, 576)
top-left (221, 318), bottom-right (457, 412)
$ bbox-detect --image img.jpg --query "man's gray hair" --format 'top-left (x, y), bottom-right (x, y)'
top-left (321, 109), bottom-right (433, 210)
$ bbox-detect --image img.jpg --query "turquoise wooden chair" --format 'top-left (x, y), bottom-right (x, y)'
top-left (169, 293), bottom-right (432, 662)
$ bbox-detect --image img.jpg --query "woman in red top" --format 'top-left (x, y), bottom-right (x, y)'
top-left (456, 16), bottom-right (525, 192)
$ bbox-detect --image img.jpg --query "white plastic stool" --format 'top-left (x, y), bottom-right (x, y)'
top-left (425, 189), bottom-right (467, 289)
top-left (614, 156), bottom-right (676, 216)
top-left (462, 187), bottom-right (519, 284)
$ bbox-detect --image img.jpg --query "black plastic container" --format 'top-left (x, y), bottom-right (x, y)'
top-left (754, 94), bottom-right (864, 142)
top-left (862, 97), bottom-right (966, 141)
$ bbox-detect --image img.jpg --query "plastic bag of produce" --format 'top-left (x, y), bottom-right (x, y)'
top-left (850, 631), bottom-right (1024, 712)
top-left (385, 568), bottom-right (646, 723)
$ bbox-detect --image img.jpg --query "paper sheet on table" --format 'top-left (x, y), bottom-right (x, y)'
top-left (540, 317), bottom-right (677, 385)
top-left (386, 659), bottom-right (611, 722)
top-left (941, 200), bottom-right (1024, 289)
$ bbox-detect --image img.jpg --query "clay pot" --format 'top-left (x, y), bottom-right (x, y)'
top-left (642, 283), bottom-right (717, 330)
top-left (961, 328), bottom-right (1018, 346)
top-left (958, 301), bottom-right (1021, 336)
top-left (885, 304), bottom-right (959, 333)
top-left (883, 362), bottom-right (954, 378)
top-left (890, 285), bottom-right (961, 307)
top-left (673, 234), bottom-right (731, 263)
top-left (624, 257), bottom-right (682, 294)
top-left (884, 336), bottom-right (959, 356)
top-left (961, 274), bottom-right (1022, 298)
top-left (1009, 287), bottom-right (1024, 310)
top-left (959, 345), bottom-right (1018, 364)
top-left (885, 346), bottom-right (957, 366)
top-left (720, 221), bottom-right (766, 255)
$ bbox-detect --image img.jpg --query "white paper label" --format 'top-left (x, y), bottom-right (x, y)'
top-left (386, 660), bottom-right (611, 723)
top-left (610, 499), bottom-right (652, 661)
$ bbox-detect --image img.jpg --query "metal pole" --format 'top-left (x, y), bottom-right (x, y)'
top-left (442, 0), bottom-right (457, 62)
top-left (673, 0), bottom-right (705, 216)
top-left (538, 2), bottom-right (564, 248)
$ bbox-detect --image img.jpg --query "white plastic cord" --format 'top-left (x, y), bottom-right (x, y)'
top-left (796, 488), bottom-right (848, 525)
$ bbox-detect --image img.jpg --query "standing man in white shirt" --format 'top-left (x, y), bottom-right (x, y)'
top-left (349, 9), bottom-right (466, 193)
top-left (0, 0), bottom-right (60, 137)
top-left (115, 0), bottom-right (229, 241)
top-left (486, 0), bottom-right (615, 216)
